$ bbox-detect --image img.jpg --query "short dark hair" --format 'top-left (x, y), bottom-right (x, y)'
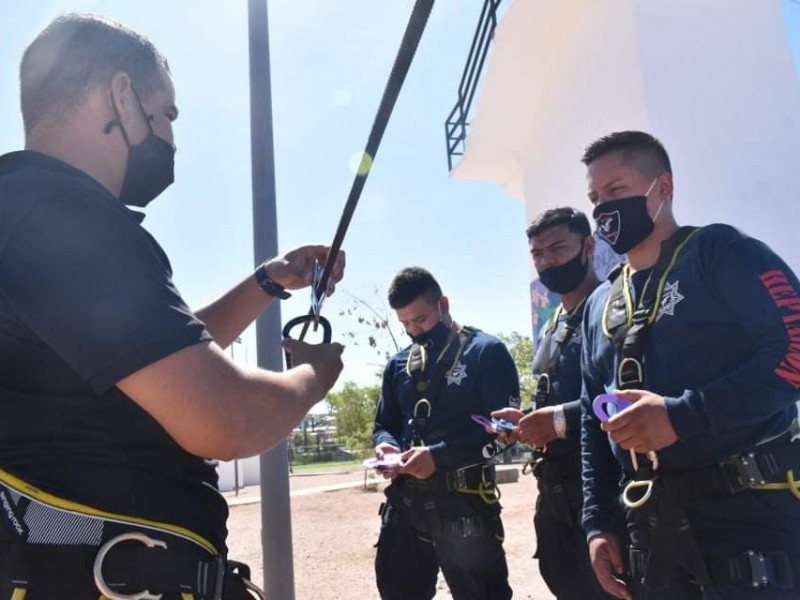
top-left (526, 207), bottom-right (591, 241)
top-left (20, 13), bottom-right (169, 134)
top-left (581, 131), bottom-right (672, 178)
top-left (388, 267), bottom-right (442, 310)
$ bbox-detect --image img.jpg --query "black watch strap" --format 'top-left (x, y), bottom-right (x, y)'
top-left (254, 264), bottom-right (291, 299)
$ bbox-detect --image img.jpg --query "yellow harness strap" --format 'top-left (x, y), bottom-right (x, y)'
top-left (751, 469), bottom-right (800, 501)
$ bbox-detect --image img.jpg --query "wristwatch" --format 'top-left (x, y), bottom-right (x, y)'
top-left (254, 263), bottom-right (291, 299)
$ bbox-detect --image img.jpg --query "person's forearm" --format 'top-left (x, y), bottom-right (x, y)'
top-left (117, 343), bottom-right (331, 461)
top-left (173, 362), bottom-right (325, 460)
top-left (195, 273), bottom-right (272, 349)
top-left (228, 364), bottom-right (323, 458)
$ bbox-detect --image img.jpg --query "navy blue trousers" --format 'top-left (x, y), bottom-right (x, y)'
top-left (374, 511), bottom-right (511, 600)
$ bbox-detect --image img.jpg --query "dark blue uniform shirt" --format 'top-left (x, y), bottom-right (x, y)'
top-left (374, 326), bottom-right (520, 514)
top-left (581, 224), bottom-right (800, 551)
top-left (0, 151), bottom-right (226, 552)
top-left (533, 309), bottom-right (585, 462)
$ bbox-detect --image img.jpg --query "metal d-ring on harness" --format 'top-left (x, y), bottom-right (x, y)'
top-left (91, 532), bottom-right (266, 600)
top-left (94, 533), bottom-right (167, 600)
top-left (280, 0), bottom-right (435, 360)
top-left (602, 226), bottom-right (700, 509)
top-left (405, 323), bottom-right (465, 448)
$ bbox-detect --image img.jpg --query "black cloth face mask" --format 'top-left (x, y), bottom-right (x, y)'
top-left (409, 302), bottom-right (453, 348)
top-left (538, 239), bottom-right (589, 295)
top-left (105, 87), bottom-right (175, 208)
top-left (593, 178), bottom-right (661, 254)
top-left (410, 321), bottom-right (451, 347)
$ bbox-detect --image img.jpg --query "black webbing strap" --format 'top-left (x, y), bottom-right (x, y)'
top-left (531, 299), bottom-right (587, 409)
top-left (604, 226), bottom-right (701, 390)
top-left (707, 551), bottom-right (799, 590)
top-left (637, 478), bottom-right (712, 593)
top-left (631, 547), bottom-right (800, 591)
top-left (405, 326), bottom-right (476, 447)
top-left (633, 433), bottom-right (800, 594)
top-left (295, 0), bottom-right (435, 342)
top-left (602, 227), bottom-right (708, 595)
top-left (0, 541), bottom-right (223, 596)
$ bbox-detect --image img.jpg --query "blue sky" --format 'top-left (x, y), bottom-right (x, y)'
top-left (2, 1), bottom-right (800, 390)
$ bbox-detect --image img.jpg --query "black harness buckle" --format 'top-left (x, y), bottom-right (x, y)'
top-left (533, 374), bottom-right (550, 409)
top-left (448, 515), bottom-right (485, 538)
top-left (730, 451), bottom-right (768, 487)
top-left (746, 551), bottom-right (770, 589)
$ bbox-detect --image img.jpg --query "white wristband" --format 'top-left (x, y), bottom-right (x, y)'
top-left (553, 405), bottom-right (567, 439)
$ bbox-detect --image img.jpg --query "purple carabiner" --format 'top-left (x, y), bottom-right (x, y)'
top-left (471, 414), bottom-right (514, 434)
top-left (592, 394), bottom-right (632, 422)
top-left (363, 453), bottom-right (403, 472)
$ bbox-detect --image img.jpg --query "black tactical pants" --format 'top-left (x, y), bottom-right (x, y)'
top-left (534, 474), bottom-right (613, 600)
top-left (375, 503), bottom-right (511, 600)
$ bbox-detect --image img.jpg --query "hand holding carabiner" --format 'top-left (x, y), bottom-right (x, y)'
top-left (263, 245), bottom-right (345, 294)
top-left (281, 335), bottom-right (343, 400)
top-left (599, 389), bottom-right (678, 454)
top-left (594, 393), bottom-right (665, 508)
top-left (282, 315), bottom-right (333, 369)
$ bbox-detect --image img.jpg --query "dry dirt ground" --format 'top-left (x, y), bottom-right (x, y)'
top-left (224, 465), bottom-right (555, 599)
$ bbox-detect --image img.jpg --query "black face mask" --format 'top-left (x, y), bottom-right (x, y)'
top-left (593, 179), bottom-right (660, 254)
top-left (538, 240), bottom-right (589, 295)
top-left (119, 135), bottom-right (175, 208)
top-left (410, 321), bottom-right (450, 347)
top-left (106, 88), bottom-right (175, 208)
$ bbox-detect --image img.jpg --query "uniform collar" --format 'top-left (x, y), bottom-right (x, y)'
top-left (0, 150), bottom-right (146, 223)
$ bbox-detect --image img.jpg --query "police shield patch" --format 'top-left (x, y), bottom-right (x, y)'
top-left (657, 280), bottom-right (684, 320)
top-left (596, 210), bottom-right (621, 245)
top-left (446, 361), bottom-right (468, 386)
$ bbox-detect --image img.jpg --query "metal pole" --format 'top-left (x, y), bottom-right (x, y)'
top-left (247, 0), bottom-right (295, 598)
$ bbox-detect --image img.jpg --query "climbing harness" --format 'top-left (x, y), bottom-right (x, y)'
top-left (601, 226), bottom-right (700, 508)
top-left (601, 226), bottom-right (800, 594)
top-left (0, 469), bottom-right (264, 600)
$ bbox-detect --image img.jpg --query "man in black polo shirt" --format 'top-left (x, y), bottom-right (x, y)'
top-left (0, 13), bottom-right (344, 599)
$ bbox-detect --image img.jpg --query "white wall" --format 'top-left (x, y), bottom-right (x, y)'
top-left (454, 0), bottom-right (800, 275)
top-left (217, 456), bottom-right (262, 492)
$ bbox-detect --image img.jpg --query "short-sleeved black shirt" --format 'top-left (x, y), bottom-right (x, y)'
top-left (0, 151), bottom-right (227, 551)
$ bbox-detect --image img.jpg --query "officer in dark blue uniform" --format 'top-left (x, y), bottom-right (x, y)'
top-left (494, 208), bottom-right (613, 599)
top-left (580, 131), bottom-right (800, 599)
top-left (373, 267), bottom-right (520, 600)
